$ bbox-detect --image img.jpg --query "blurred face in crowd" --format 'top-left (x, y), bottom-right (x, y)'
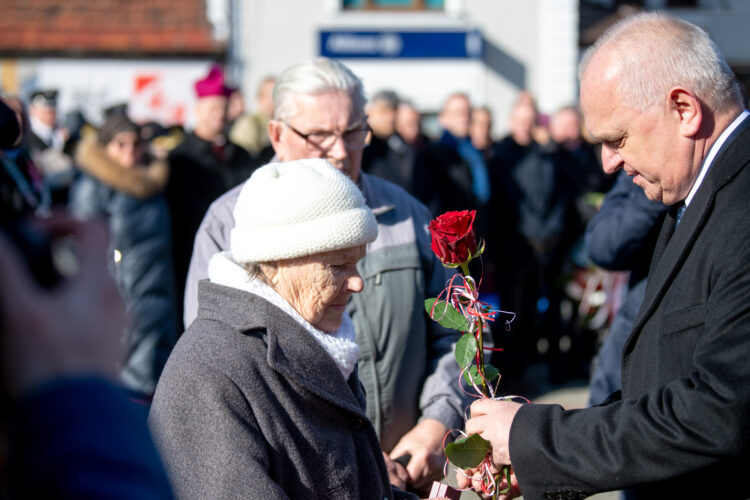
top-left (509, 102), bottom-right (537, 146)
top-left (439, 94), bottom-right (471, 139)
top-left (367, 99), bottom-right (397, 139)
top-left (257, 78), bottom-right (276, 118)
top-left (194, 95), bottom-right (228, 141)
top-left (227, 90), bottom-right (245, 123)
top-left (581, 47), bottom-right (701, 204)
top-left (550, 107), bottom-right (583, 150)
top-left (268, 90), bottom-right (369, 183)
top-left (267, 245), bottom-right (366, 332)
top-left (470, 107), bottom-right (493, 150)
top-left (396, 103), bottom-right (421, 144)
top-left (30, 104), bottom-right (56, 129)
top-left (106, 131), bottom-right (141, 168)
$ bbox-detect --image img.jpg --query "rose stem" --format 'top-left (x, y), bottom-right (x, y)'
top-left (459, 262), bottom-right (488, 397)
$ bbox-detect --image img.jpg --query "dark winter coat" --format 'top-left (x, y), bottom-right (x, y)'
top-left (70, 136), bottom-right (177, 395)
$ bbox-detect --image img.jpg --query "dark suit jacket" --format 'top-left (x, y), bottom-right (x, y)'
top-left (508, 116), bottom-right (750, 500)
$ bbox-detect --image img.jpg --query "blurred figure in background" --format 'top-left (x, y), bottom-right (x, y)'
top-left (225, 87), bottom-right (245, 128)
top-left (165, 64), bottom-right (256, 330)
top-left (70, 112), bottom-right (178, 398)
top-left (415, 92), bottom-right (478, 216)
top-left (550, 105), bottom-right (614, 217)
top-left (469, 105), bottom-right (497, 165)
top-left (230, 75), bottom-right (276, 163)
top-left (26, 89), bottom-right (75, 205)
top-left (437, 92), bottom-right (489, 208)
top-left (489, 93), bottom-right (578, 390)
top-left (396, 100), bottom-right (428, 152)
top-left (0, 94), bottom-right (51, 217)
top-left (362, 89), bottom-right (420, 196)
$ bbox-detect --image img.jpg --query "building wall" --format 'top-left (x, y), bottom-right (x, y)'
top-left (7, 58), bottom-right (214, 128)
top-left (235, 0), bottom-right (580, 137)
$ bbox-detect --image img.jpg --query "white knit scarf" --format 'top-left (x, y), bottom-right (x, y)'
top-left (207, 252), bottom-right (360, 380)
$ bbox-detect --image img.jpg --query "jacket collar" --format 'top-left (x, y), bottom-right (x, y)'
top-left (626, 118), bottom-right (750, 352)
top-left (196, 280), bottom-right (367, 418)
top-left (359, 172), bottom-right (395, 216)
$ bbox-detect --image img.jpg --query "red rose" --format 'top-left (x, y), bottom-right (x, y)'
top-left (428, 210), bottom-right (478, 265)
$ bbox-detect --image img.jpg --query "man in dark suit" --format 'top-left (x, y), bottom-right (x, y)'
top-left (458, 12), bottom-right (750, 499)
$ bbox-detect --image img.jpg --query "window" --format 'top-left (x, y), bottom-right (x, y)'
top-left (342, 0), bottom-right (444, 11)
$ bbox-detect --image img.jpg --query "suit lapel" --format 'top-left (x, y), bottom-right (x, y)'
top-left (625, 119), bottom-right (750, 354)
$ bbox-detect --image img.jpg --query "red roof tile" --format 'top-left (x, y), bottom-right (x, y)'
top-left (0, 0), bottom-right (224, 56)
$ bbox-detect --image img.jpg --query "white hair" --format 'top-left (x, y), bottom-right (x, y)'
top-left (579, 12), bottom-right (742, 113)
top-left (273, 58), bottom-right (367, 122)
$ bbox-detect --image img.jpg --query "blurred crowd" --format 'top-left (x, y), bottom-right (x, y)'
top-left (1, 61), bottom-right (622, 402)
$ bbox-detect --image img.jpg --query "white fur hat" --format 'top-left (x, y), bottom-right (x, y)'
top-left (231, 158), bottom-right (378, 263)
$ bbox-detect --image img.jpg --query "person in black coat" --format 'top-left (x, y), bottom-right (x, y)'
top-left (488, 96), bottom-right (578, 388)
top-left (164, 65), bottom-right (256, 330)
top-left (362, 90), bottom-right (419, 196)
top-left (458, 13), bottom-right (750, 499)
top-left (70, 114), bottom-right (178, 397)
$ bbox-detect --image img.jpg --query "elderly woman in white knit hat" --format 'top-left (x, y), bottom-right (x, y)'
top-left (148, 159), bottom-right (434, 500)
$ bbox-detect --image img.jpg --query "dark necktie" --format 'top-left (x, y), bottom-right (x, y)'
top-left (674, 201), bottom-right (686, 227)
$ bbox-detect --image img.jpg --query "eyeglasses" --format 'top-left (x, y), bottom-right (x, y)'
top-left (282, 120), bottom-right (370, 151)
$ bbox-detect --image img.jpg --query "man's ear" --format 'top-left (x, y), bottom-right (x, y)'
top-left (668, 87), bottom-right (702, 138)
top-left (268, 119), bottom-right (283, 153)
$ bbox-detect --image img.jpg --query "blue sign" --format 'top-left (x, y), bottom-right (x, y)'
top-left (319, 30), bottom-right (483, 59)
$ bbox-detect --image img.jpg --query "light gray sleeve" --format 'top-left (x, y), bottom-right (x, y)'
top-left (412, 206), bottom-right (470, 432)
top-left (183, 186), bottom-right (241, 327)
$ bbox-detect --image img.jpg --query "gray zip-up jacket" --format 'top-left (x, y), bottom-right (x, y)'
top-left (183, 172), bottom-right (467, 450)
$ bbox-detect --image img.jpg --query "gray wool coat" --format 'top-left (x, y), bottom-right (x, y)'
top-left (149, 281), bottom-right (417, 500)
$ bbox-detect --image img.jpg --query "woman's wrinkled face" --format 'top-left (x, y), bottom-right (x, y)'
top-left (270, 245), bottom-right (366, 332)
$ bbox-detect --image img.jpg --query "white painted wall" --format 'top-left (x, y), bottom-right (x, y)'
top-left (235, 0), bottom-right (580, 138)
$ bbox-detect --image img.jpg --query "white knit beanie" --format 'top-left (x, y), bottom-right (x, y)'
top-left (231, 158), bottom-right (378, 263)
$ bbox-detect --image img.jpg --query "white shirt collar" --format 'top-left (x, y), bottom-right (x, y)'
top-left (684, 109), bottom-right (749, 207)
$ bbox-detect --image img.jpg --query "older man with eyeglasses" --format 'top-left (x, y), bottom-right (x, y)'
top-left (182, 58), bottom-right (468, 493)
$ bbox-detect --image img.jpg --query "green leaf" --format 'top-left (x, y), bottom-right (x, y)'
top-left (424, 298), bottom-right (471, 332)
top-left (463, 363), bottom-right (500, 386)
top-left (444, 433), bottom-right (491, 469)
top-left (454, 333), bottom-right (478, 371)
